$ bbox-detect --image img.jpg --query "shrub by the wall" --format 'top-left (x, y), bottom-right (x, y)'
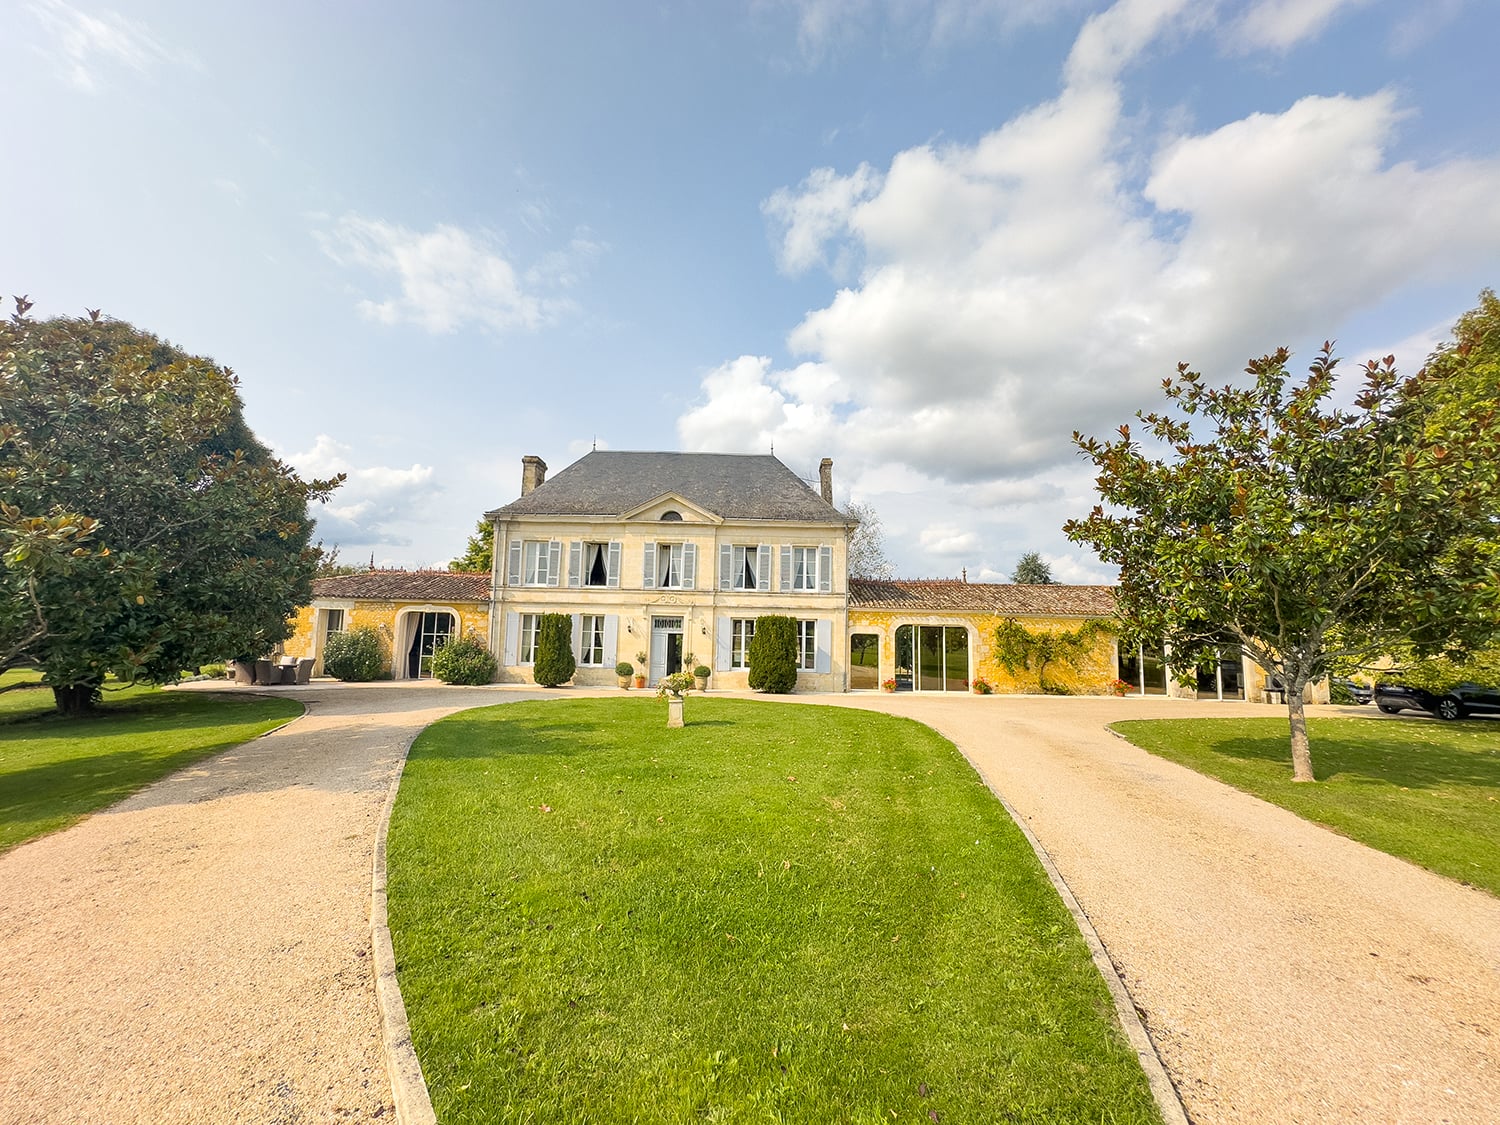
top-left (748, 615), bottom-right (799, 693)
top-left (431, 632), bottom-right (497, 686)
top-left (533, 613), bottom-right (576, 687)
top-left (323, 626), bottom-right (385, 682)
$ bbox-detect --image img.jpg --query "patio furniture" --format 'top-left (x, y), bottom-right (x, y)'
top-left (295, 659), bottom-right (314, 684)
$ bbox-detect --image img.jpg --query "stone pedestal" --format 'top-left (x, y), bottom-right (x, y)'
top-left (667, 696), bottom-right (684, 728)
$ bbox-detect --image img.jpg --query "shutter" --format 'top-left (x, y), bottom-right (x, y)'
top-left (547, 541), bottom-right (562, 586)
top-left (507, 540), bottom-right (522, 586)
top-left (780, 545), bottom-right (793, 592)
top-left (603, 615), bottom-right (619, 665)
top-left (719, 544), bottom-right (733, 591)
top-left (568, 542), bottom-right (582, 588)
top-left (757, 544), bottom-right (771, 592)
top-left (815, 619), bottom-right (832, 673)
top-left (607, 542), bottom-right (622, 589)
top-left (503, 612), bottom-right (519, 666)
top-left (819, 545), bottom-right (833, 593)
top-left (716, 617), bottom-right (732, 672)
top-left (682, 543), bottom-right (697, 590)
top-left (571, 614), bottom-right (582, 660)
top-left (642, 542), bottom-right (657, 589)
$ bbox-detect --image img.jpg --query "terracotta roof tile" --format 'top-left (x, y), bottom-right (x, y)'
top-left (312, 570), bottom-right (490, 603)
top-left (849, 578), bottom-right (1116, 617)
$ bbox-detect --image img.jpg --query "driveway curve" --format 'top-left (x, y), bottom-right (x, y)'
top-left (822, 693), bottom-right (1500, 1125)
top-left (2, 686), bottom-right (1497, 1124)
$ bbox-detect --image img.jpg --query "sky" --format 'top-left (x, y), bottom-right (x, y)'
top-left (6, 0), bottom-right (1499, 582)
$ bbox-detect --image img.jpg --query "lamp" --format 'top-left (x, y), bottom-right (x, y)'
top-left (701, 624), bottom-right (708, 635)
top-left (626, 622), bottom-right (633, 634)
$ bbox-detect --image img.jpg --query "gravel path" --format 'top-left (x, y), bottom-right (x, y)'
top-left (0, 682), bottom-right (566, 1124)
top-left (3, 686), bottom-right (1496, 1123)
top-left (820, 693), bottom-right (1500, 1125)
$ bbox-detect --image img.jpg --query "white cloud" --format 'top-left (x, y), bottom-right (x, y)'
top-left (782, 0), bottom-right (1088, 61)
top-left (27, 0), bottom-right (189, 91)
top-left (290, 435), bottom-right (440, 548)
top-left (920, 525), bottom-right (981, 556)
top-left (319, 214), bottom-right (582, 335)
top-left (687, 0), bottom-right (1500, 578)
top-left (1231, 0), bottom-right (1371, 53)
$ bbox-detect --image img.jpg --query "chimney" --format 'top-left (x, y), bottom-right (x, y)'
top-left (819, 458), bottom-right (834, 504)
top-left (521, 455), bottom-right (547, 496)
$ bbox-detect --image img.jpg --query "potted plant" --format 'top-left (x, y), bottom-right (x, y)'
top-left (971, 677), bottom-right (993, 695)
top-left (634, 652), bottom-right (648, 689)
top-left (693, 664), bottom-right (711, 691)
top-left (881, 678), bottom-right (897, 693)
top-left (616, 661), bottom-right (635, 689)
top-left (1110, 678), bottom-right (1131, 697)
top-left (657, 670), bottom-right (695, 727)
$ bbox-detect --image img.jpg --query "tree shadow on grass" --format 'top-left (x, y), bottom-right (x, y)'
top-left (1196, 728), bottom-right (1500, 790)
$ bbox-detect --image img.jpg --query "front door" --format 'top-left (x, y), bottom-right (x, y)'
top-left (649, 616), bottom-right (684, 685)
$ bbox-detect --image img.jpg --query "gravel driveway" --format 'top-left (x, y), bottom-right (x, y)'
top-left (2, 686), bottom-right (1496, 1123)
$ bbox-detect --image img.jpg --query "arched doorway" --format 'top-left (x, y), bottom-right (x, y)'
top-left (397, 609), bottom-right (456, 679)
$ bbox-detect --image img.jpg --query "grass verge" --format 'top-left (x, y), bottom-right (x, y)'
top-left (388, 697), bottom-right (1162, 1124)
top-left (1112, 716), bottom-right (1500, 895)
top-left (0, 681), bottom-right (302, 853)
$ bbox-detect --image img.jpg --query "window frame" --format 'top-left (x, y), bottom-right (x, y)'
top-left (578, 614), bottom-right (606, 666)
top-left (519, 614), bottom-right (540, 664)
top-left (796, 619), bottom-right (817, 670)
top-left (730, 618), bottom-right (756, 669)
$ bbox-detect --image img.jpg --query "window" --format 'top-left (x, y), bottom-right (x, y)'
top-left (579, 615), bottom-right (605, 666)
top-left (791, 547), bottom-right (817, 590)
top-left (720, 544), bottom-right (769, 591)
top-left (780, 544), bottom-right (831, 593)
top-left (584, 543), bottom-right (609, 586)
top-left (730, 619), bottom-right (755, 668)
top-left (519, 614), bottom-right (540, 664)
top-left (797, 620), bottom-right (817, 670)
top-left (324, 608), bottom-right (345, 637)
top-left (523, 541), bottom-right (549, 585)
top-left (644, 541), bottom-right (696, 590)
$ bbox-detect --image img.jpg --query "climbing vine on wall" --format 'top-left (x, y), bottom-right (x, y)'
top-left (992, 618), bottom-right (1113, 694)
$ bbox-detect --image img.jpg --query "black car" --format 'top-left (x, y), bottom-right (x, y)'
top-left (1373, 681), bottom-right (1500, 721)
top-left (1331, 677), bottom-right (1373, 704)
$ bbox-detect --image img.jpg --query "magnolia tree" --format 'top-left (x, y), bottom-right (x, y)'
top-left (1066, 293), bottom-right (1500, 781)
top-left (0, 299), bottom-right (341, 714)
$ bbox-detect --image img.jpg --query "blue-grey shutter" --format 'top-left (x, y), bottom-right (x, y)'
top-left (570, 614), bottom-right (582, 660)
top-left (716, 617), bottom-right (732, 672)
top-left (757, 545), bottom-right (771, 592)
top-left (814, 619), bottom-right (832, 673)
top-left (568, 542), bottom-right (582, 588)
top-left (503, 612), bottom-right (519, 666)
top-left (607, 542), bottom-right (621, 589)
top-left (603, 615), bottom-right (619, 665)
top-left (547, 541), bottom-right (562, 586)
top-left (819, 545), bottom-right (833, 593)
top-left (682, 543), bottom-right (697, 590)
top-left (642, 542), bottom-right (657, 589)
top-left (780, 545), bottom-right (793, 592)
top-left (719, 544), bottom-right (733, 591)
top-left (507, 540), bottom-right (522, 586)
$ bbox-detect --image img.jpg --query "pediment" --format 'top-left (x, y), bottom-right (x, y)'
top-left (620, 491), bottom-right (723, 524)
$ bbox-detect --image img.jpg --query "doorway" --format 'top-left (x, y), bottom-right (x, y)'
top-left (649, 616), bottom-right (684, 685)
top-left (848, 632), bottom-right (880, 690)
top-left (893, 625), bottom-right (970, 691)
top-left (405, 611), bottom-right (455, 679)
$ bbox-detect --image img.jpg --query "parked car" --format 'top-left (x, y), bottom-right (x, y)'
top-left (1331, 677), bottom-right (1373, 704)
top-left (1373, 681), bottom-right (1500, 721)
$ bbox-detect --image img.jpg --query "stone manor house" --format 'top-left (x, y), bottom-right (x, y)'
top-left (284, 451), bottom-right (1288, 700)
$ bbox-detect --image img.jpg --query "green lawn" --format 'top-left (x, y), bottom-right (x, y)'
top-left (0, 678), bottom-right (302, 852)
top-left (1113, 716), bottom-right (1500, 895)
top-left (388, 698), bottom-right (1161, 1125)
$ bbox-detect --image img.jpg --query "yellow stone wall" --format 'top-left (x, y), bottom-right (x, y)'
top-left (283, 599), bottom-right (489, 678)
top-left (847, 609), bottom-right (1119, 695)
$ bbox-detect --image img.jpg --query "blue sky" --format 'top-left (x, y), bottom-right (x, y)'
top-left (6, 0), bottom-right (1498, 580)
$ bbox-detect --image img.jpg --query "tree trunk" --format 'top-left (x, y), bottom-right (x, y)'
top-left (1285, 675), bottom-right (1316, 782)
top-left (53, 681), bottom-right (101, 717)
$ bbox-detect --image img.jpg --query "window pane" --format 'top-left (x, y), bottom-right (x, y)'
top-left (919, 626), bottom-right (945, 691)
top-left (945, 627), bottom-right (968, 691)
top-left (849, 632), bottom-right (879, 689)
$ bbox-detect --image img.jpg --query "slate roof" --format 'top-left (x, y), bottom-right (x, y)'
top-left (849, 579), bottom-right (1117, 617)
top-left (312, 570), bottom-right (490, 603)
top-left (486, 451), bottom-right (849, 524)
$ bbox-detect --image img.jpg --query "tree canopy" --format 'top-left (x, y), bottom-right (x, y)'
top-left (0, 300), bottom-right (341, 713)
top-left (1011, 551), bottom-right (1055, 584)
top-left (1065, 292), bottom-right (1500, 781)
top-left (845, 501), bottom-right (894, 580)
top-left (450, 518), bottom-right (494, 573)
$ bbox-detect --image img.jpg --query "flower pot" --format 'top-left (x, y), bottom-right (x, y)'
top-left (634, 675), bottom-right (647, 689)
top-left (618, 676), bottom-right (632, 689)
top-left (694, 674), bottom-right (708, 692)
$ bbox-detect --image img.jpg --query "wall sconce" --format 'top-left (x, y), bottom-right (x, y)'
top-left (625, 622), bottom-right (633, 634)
top-left (701, 624), bottom-right (708, 635)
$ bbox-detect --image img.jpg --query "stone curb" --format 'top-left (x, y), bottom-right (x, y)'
top-left (371, 731), bottom-right (438, 1125)
top-left (966, 755), bottom-right (1192, 1125)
